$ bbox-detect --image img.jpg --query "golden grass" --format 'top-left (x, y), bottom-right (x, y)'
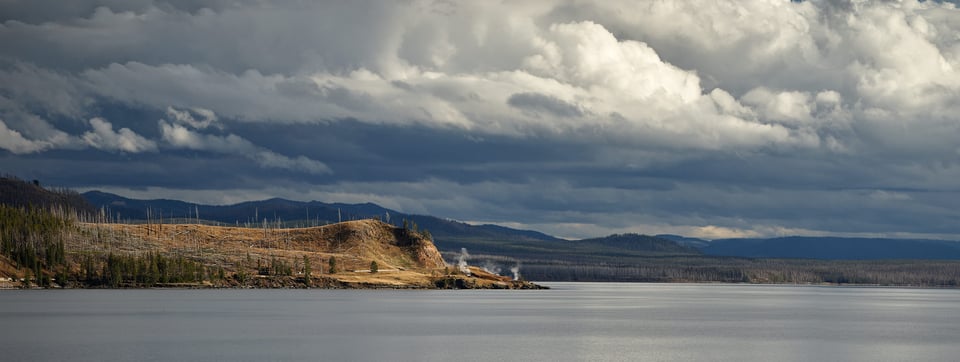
top-left (64, 219), bottom-right (453, 287)
top-left (0, 219), bottom-right (542, 289)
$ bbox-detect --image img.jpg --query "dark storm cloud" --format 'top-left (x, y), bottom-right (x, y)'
top-left (2, 1), bottom-right (960, 239)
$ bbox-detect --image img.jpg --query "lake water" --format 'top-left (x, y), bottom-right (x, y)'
top-left (2, 283), bottom-right (959, 361)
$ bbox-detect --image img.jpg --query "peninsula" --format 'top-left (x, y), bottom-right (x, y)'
top-left (0, 203), bottom-right (542, 289)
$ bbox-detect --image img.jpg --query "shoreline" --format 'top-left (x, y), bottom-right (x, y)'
top-left (9, 279), bottom-right (960, 290)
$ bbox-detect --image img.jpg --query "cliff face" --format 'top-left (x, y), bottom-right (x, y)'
top-left (394, 228), bottom-right (446, 270)
top-left (410, 239), bottom-right (446, 270)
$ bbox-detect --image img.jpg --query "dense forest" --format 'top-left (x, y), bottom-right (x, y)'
top-left (0, 204), bottom-right (215, 288)
top-left (0, 204), bottom-right (69, 287)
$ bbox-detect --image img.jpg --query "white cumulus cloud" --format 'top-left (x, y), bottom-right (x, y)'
top-left (165, 106), bottom-right (219, 130)
top-left (0, 119), bottom-right (50, 154)
top-left (158, 120), bottom-right (331, 174)
top-left (82, 117), bottom-right (157, 153)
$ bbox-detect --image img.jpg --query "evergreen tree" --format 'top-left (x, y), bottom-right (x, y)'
top-left (303, 256), bottom-right (312, 287)
top-left (236, 261), bottom-right (248, 285)
top-left (21, 269), bottom-right (31, 288)
top-left (328, 256), bottom-right (337, 274)
top-left (370, 260), bottom-right (378, 273)
top-left (56, 268), bottom-right (68, 288)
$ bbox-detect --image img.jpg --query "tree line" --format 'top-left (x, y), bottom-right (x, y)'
top-left (0, 204), bottom-right (332, 288)
top-left (519, 256), bottom-right (960, 287)
top-left (0, 205), bottom-right (69, 287)
top-left (78, 252), bottom-right (206, 287)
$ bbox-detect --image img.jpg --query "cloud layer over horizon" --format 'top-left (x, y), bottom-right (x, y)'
top-left (2, 0), bottom-right (960, 239)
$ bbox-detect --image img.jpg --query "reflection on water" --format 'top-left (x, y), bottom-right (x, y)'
top-left (2, 283), bottom-right (959, 361)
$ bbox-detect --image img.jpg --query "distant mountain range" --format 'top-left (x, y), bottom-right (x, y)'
top-left (702, 236), bottom-right (960, 260)
top-left (5, 176), bottom-right (959, 263)
top-left (79, 190), bottom-right (711, 263)
top-left (80, 190), bottom-right (565, 256)
top-left (80, 190), bottom-right (960, 261)
top-left (4, 176), bottom-right (960, 286)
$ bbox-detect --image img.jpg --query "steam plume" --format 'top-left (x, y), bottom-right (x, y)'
top-left (511, 263), bottom-right (521, 281)
top-left (457, 247), bottom-right (471, 275)
top-left (482, 261), bottom-right (501, 275)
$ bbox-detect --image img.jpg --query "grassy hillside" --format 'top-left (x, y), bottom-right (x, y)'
top-left (0, 206), bottom-right (540, 289)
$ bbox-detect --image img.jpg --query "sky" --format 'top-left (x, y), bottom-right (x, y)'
top-left (1, 0), bottom-right (960, 240)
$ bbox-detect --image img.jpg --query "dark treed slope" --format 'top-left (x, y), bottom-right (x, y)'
top-left (655, 234), bottom-right (711, 249)
top-left (1, 176), bottom-right (94, 213)
top-left (579, 233), bottom-right (701, 254)
top-left (704, 237), bottom-right (960, 260)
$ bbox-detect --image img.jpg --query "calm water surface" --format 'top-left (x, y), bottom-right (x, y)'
top-left (2, 283), bottom-right (958, 361)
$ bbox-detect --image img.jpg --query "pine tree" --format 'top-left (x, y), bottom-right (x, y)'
top-left (21, 269), bottom-right (31, 288)
top-left (236, 261), bottom-right (248, 285)
top-left (303, 255), bottom-right (312, 287)
top-left (56, 268), bottom-right (68, 288)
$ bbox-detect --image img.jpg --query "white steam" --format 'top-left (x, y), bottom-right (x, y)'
top-left (457, 247), bottom-right (471, 275)
top-left (482, 261), bottom-right (502, 275)
top-left (511, 264), bottom-right (521, 281)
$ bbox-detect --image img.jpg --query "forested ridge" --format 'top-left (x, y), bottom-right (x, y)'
top-left (0, 176), bottom-right (93, 213)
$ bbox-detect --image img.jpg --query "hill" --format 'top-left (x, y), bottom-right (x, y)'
top-left (80, 191), bottom-right (731, 282)
top-left (82, 191), bottom-right (560, 244)
top-left (577, 233), bottom-right (701, 255)
top-left (703, 237), bottom-right (960, 260)
top-left (0, 176), bottom-right (93, 213)
top-left (1, 215), bottom-right (541, 289)
top-left (655, 234), bottom-right (711, 249)
top-left (73, 189), bottom-right (960, 287)
top-left (0, 193), bottom-right (541, 289)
